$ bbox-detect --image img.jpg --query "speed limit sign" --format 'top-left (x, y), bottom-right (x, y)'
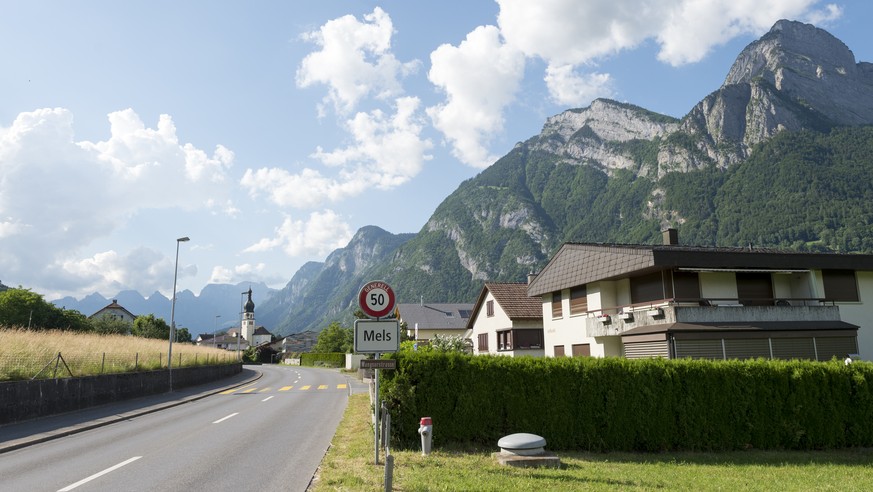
top-left (358, 280), bottom-right (396, 319)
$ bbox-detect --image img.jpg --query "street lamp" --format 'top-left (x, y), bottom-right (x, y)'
top-left (238, 291), bottom-right (246, 361)
top-left (168, 236), bottom-right (190, 392)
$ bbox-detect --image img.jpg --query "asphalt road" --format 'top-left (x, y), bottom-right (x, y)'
top-left (0, 364), bottom-right (365, 492)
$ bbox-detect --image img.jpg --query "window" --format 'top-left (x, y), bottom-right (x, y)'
top-left (497, 330), bottom-right (511, 351)
top-left (497, 329), bottom-right (543, 351)
top-left (458, 309), bottom-right (472, 318)
top-left (486, 300), bottom-right (494, 317)
top-left (477, 333), bottom-right (488, 351)
top-left (569, 286), bottom-right (587, 315)
top-left (571, 343), bottom-right (590, 357)
top-left (551, 291), bottom-right (563, 319)
top-left (554, 345), bottom-right (565, 357)
top-left (514, 329), bottom-right (543, 349)
top-left (630, 272), bottom-right (664, 303)
top-left (672, 271), bottom-right (700, 301)
top-left (823, 270), bottom-right (859, 302)
top-left (737, 272), bottom-right (773, 306)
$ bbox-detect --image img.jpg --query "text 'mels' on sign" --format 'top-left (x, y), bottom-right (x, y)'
top-left (354, 319), bottom-right (400, 353)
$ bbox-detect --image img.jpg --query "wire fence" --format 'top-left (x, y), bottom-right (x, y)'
top-left (0, 351), bottom-right (239, 381)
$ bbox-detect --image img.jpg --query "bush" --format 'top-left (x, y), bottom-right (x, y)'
top-left (301, 352), bottom-right (345, 368)
top-left (379, 353), bottom-right (873, 452)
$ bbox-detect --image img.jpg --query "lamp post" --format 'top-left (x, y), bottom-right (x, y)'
top-left (214, 314), bottom-right (221, 348)
top-left (238, 291), bottom-right (246, 361)
top-left (168, 236), bottom-right (190, 392)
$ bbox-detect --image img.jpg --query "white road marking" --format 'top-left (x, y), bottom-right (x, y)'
top-left (262, 396), bottom-right (274, 402)
top-left (57, 456), bottom-right (142, 491)
top-left (213, 412), bottom-right (239, 424)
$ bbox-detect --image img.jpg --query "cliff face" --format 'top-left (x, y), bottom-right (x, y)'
top-left (681, 20), bottom-right (873, 169)
top-left (266, 20), bottom-right (873, 336)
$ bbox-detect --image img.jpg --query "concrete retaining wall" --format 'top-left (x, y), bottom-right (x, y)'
top-left (0, 363), bottom-right (242, 425)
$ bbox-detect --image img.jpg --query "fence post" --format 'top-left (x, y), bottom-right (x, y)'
top-left (101, 353), bottom-right (105, 374)
top-left (135, 352), bottom-right (139, 371)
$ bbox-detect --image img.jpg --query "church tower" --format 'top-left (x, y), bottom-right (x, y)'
top-left (241, 287), bottom-right (255, 341)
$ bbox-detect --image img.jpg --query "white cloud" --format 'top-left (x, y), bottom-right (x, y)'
top-left (243, 97), bottom-right (431, 208)
top-left (55, 247), bottom-right (196, 299)
top-left (296, 7), bottom-right (421, 114)
top-left (0, 108), bottom-right (230, 298)
top-left (544, 65), bottom-right (615, 107)
top-left (656, 0), bottom-right (825, 65)
top-left (426, 25), bottom-right (525, 168)
top-left (244, 210), bottom-right (353, 258)
top-left (208, 263), bottom-right (277, 285)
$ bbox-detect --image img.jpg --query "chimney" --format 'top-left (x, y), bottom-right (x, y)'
top-left (527, 272), bottom-right (538, 284)
top-left (662, 228), bottom-right (679, 246)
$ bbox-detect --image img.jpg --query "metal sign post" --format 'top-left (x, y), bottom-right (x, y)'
top-left (355, 280), bottom-right (400, 465)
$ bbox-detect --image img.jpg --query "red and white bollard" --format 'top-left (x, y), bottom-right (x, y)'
top-left (418, 417), bottom-right (433, 456)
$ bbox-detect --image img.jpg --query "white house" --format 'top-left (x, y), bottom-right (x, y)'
top-left (527, 230), bottom-right (873, 360)
top-left (467, 282), bottom-right (544, 357)
top-left (89, 300), bottom-right (136, 323)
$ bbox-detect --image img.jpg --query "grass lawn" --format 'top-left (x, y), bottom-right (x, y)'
top-left (314, 393), bottom-right (873, 491)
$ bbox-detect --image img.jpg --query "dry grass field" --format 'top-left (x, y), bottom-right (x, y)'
top-left (0, 328), bottom-right (236, 381)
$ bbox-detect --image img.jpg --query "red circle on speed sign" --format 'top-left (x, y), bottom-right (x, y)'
top-left (358, 280), bottom-right (396, 318)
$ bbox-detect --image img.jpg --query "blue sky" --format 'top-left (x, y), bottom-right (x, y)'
top-left (1, 1), bottom-right (869, 300)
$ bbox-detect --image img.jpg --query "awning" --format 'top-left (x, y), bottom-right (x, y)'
top-left (621, 321), bottom-right (858, 341)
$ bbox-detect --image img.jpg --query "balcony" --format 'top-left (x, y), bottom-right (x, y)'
top-left (585, 298), bottom-right (841, 337)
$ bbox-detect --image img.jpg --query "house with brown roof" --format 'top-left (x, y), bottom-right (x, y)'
top-left (396, 302), bottom-right (473, 341)
top-left (527, 229), bottom-right (872, 361)
top-left (466, 282), bottom-right (544, 357)
top-left (89, 299), bottom-right (136, 323)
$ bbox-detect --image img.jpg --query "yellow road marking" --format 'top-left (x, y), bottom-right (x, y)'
top-left (279, 386), bottom-right (293, 391)
top-left (219, 389), bottom-right (236, 395)
top-left (300, 385), bottom-right (311, 390)
top-left (337, 384), bottom-right (347, 389)
top-left (317, 385), bottom-right (328, 390)
top-left (240, 388), bottom-right (257, 394)
top-left (258, 387), bottom-right (272, 393)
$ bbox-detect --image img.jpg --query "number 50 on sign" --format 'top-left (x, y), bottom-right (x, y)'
top-left (358, 281), bottom-right (396, 319)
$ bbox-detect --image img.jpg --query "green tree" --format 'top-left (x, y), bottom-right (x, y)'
top-left (312, 321), bottom-right (353, 353)
top-left (0, 287), bottom-right (90, 331)
top-left (131, 314), bottom-right (171, 340)
top-left (90, 316), bottom-right (132, 335)
top-left (175, 327), bottom-right (192, 343)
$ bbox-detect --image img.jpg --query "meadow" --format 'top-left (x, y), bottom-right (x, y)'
top-left (0, 328), bottom-right (236, 381)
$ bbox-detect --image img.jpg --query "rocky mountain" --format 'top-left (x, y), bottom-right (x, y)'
top-left (52, 282), bottom-right (275, 336)
top-left (259, 20), bottom-right (873, 337)
top-left (257, 226), bottom-right (415, 335)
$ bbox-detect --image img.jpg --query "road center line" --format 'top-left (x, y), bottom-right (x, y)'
top-left (57, 456), bottom-right (142, 491)
top-left (213, 412), bottom-right (239, 424)
top-left (262, 396), bottom-right (274, 402)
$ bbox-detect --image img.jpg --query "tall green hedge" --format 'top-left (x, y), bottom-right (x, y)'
top-left (379, 353), bottom-right (873, 451)
top-left (300, 352), bottom-right (345, 368)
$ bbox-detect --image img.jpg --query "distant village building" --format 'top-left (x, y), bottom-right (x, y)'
top-left (252, 326), bottom-right (273, 346)
top-left (89, 300), bottom-right (136, 323)
top-left (396, 302), bottom-right (474, 341)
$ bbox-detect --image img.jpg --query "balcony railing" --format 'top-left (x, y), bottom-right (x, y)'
top-left (583, 297), bottom-right (841, 337)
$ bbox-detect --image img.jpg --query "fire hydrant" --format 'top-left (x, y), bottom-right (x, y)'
top-left (418, 417), bottom-right (433, 456)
